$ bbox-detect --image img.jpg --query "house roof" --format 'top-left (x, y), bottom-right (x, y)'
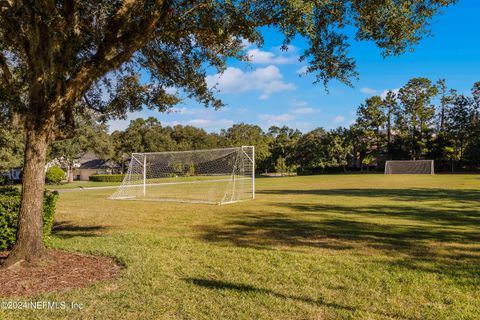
top-left (77, 152), bottom-right (119, 170)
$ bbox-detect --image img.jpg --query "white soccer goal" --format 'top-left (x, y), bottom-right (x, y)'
top-left (110, 146), bottom-right (255, 204)
top-left (384, 160), bottom-right (434, 175)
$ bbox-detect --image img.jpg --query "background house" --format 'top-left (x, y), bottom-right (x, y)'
top-left (0, 168), bottom-right (22, 182)
top-left (73, 152), bottom-right (121, 181)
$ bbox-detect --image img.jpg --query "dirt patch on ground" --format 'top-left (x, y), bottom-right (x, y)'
top-left (0, 249), bottom-right (121, 297)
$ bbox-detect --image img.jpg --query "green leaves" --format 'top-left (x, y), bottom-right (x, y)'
top-left (295, 127), bottom-right (352, 170)
top-left (0, 126), bottom-right (24, 172)
top-left (0, 188), bottom-right (58, 250)
top-left (49, 116), bottom-right (114, 169)
top-left (353, 0), bottom-right (457, 57)
top-left (0, 0), bottom-right (457, 126)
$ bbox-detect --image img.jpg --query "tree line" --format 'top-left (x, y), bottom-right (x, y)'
top-left (350, 78), bottom-right (480, 172)
top-left (1, 77), bottom-right (479, 177)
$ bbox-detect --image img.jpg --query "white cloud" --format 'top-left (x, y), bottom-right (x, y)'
top-left (163, 120), bottom-right (181, 127)
top-left (292, 107), bottom-right (319, 115)
top-left (107, 111), bottom-right (145, 132)
top-left (296, 65), bottom-right (309, 75)
top-left (290, 99), bottom-right (308, 108)
top-left (282, 44), bottom-right (298, 52)
top-left (290, 99), bottom-right (320, 114)
top-left (333, 115), bottom-right (345, 124)
top-left (171, 107), bottom-right (195, 115)
top-left (172, 106), bottom-right (230, 115)
top-left (240, 38), bottom-right (254, 50)
top-left (360, 87), bottom-right (377, 95)
top-left (259, 113), bottom-right (295, 126)
top-left (247, 48), bottom-right (298, 65)
top-left (187, 118), bottom-right (234, 127)
top-left (294, 122), bottom-right (313, 131)
top-left (206, 65), bottom-right (295, 100)
top-left (187, 119), bottom-right (211, 126)
top-left (164, 87), bottom-right (178, 95)
top-left (217, 119), bottom-right (235, 127)
top-left (169, 118), bottom-right (235, 131)
top-left (380, 88), bottom-right (400, 99)
top-left (236, 107), bottom-right (248, 114)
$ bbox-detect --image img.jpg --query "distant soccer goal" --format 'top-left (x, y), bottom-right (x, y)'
top-left (384, 160), bottom-right (434, 175)
top-left (110, 146), bottom-right (255, 204)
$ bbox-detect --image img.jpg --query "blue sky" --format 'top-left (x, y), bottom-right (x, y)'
top-left (109, 0), bottom-right (480, 133)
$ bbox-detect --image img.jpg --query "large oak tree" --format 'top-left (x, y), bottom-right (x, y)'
top-left (0, 0), bottom-right (455, 267)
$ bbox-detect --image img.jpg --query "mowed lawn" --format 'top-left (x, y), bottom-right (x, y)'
top-left (2, 174), bottom-right (480, 319)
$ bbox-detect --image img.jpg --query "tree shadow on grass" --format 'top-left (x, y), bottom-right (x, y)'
top-left (52, 221), bottom-right (107, 239)
top-left (257, 188), bottom-right (480, 204)
top-left (185, 278), bottom-right (419, 319)
top-left (184, 278), bottom-right (356, 312)
top-left (288, 202), bottom-right (480, 228)
top-left (200, 204), bottom-right (480, 250)
top-left (198, 199), bottom-right (480, 280)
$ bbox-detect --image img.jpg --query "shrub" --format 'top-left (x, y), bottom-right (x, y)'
top-left (89, 174), bottom-right (125, 182)
top-left (0, 188), bottom-right (59, 250)
top-left (185, 164), bottom-right (195, 177)
top-left (42, 190), bottom-right (58, 245)
top-left (0, 175), bottom-right (10, 186)
top-left (45, 166), bottom-right (65, 184)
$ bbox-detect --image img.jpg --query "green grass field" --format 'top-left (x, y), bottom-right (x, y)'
top-left (2, 174), bottom-right (480, 319)
top-left (45, 181), bottom-right (122, 190)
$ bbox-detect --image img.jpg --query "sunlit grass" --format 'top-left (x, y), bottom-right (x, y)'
top-left (45, 181), bottom-right (122, 190)
top-left (2, 174), bottom-right (480, 319)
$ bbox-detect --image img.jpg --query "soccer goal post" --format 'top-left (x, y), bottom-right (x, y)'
top-left (109, 146), bottom-right (255, 204)
top-left (384, 160), bottom-right (434, 175)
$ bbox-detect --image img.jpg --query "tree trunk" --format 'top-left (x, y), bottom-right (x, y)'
top-left (387, 115), bottom-right (391, 155)
top-left (2, 126), bottom-right (49, 268)
top-left (440, 106), bottom-right (445, 132)
top-left (67, 164), bottom-right (74, 183)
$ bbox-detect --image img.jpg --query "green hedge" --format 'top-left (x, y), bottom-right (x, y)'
top-left (0, 175), bottom-right (10, 186)
top-left (89, 174), bottom-right (125, 182)
top-left (0, 188), bottom-right (59, 250)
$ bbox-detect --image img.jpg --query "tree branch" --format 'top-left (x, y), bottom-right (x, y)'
top-left (0, 0), bottom-right (12, 9)
top-left (180, 2), bottom-right (211, 18)
top-left (0, 52), bottom-right (12, 84)
top-left (82, 94), bottom-right (103, 113)
top-left (62, 0), bottom-right (79, 35)
top-left (56, 0), bottom-right (168, 111)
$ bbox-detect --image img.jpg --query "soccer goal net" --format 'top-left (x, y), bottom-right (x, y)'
top-left (384, 160), bottom-right (434, 174)
top-left (110, 146), bottom-right (255, 204)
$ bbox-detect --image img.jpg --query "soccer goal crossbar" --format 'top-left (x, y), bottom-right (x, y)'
top-left (110, 146), bottom-right (255, 204)
top-left (384, 160), bottom-right (434, 175)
